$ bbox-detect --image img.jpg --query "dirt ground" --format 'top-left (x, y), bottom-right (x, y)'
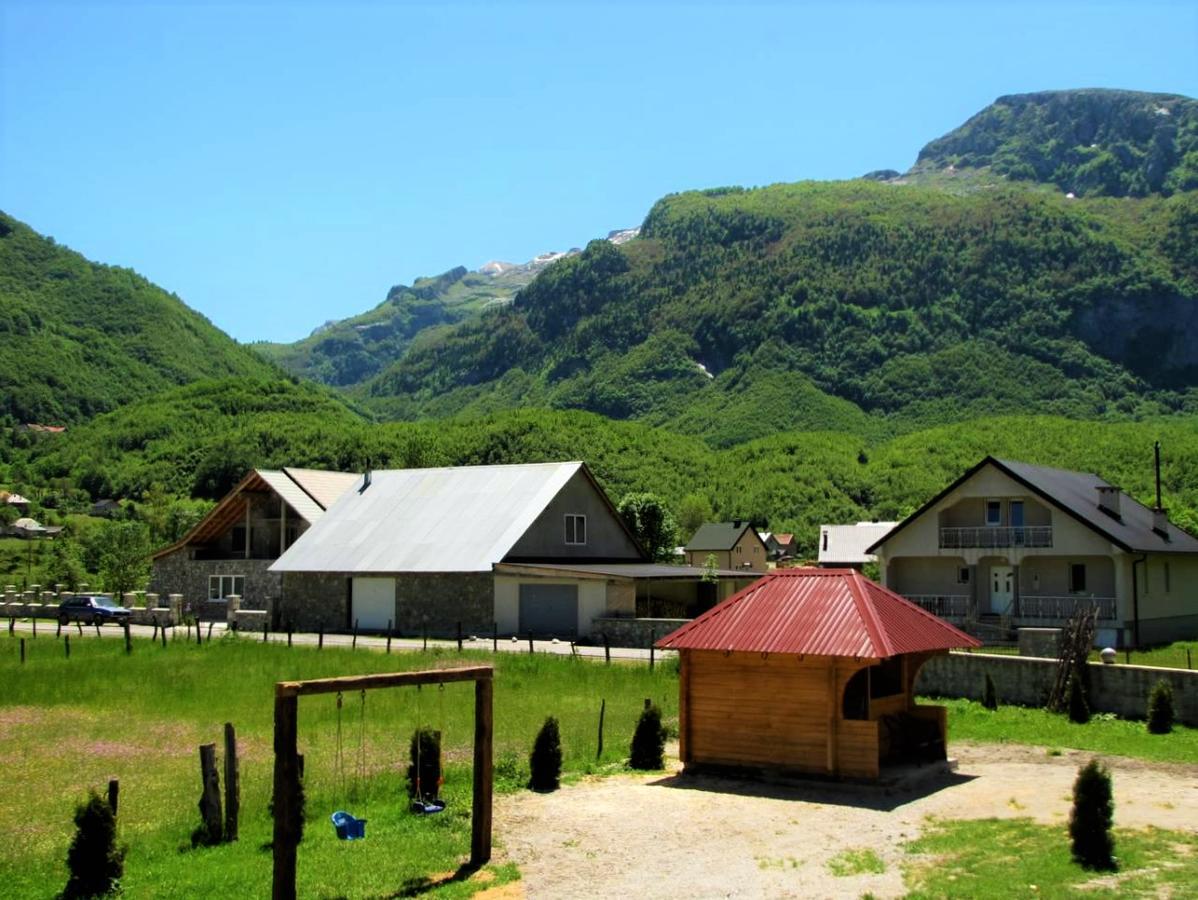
top-left (491, 742), bottom-right (1198, 899)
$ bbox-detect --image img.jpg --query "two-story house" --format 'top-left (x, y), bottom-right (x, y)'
top-left (867, 457), bottom-right (1198, 646)
top-left (684, 521), bottom-right (769, 572)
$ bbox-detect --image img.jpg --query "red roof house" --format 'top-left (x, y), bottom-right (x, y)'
top-left (657, 568), bottom-right (980, 779)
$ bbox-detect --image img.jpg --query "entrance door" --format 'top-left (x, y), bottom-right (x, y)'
top-left (518, 583), bottom-right (579, 637)
top-left (351, 577), bottom-right (395, 631)
top-left (989, 565), bottom-right (1014, 615)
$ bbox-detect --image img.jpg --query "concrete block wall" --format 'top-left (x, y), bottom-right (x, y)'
top-left (916, 651), bottom-right (1197, 726)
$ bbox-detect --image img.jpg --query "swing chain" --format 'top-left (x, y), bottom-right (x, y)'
top-left (334, 691), bottom-right (345, 805)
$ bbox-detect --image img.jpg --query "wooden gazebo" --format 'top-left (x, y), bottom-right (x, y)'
top-left (656, 568), bottom-right (980, 780)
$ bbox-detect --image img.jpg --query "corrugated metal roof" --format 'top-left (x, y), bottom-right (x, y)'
top-left (284, 468), bottom-right (361, 511)
top-left (818, 522), bottom-right (896, 565)
top-left (656, 568), bottom-right (980, 658)
top-left (271, 461), bottom-right (584, 574)
top-left (257, 471), bottom-right (325, 524)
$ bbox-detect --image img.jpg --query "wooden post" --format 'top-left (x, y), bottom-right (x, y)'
top-left (76, 620), bottom-right (83, 636)
top-left (263, 620), bottom-right (269, 643)
top-left (287, 627), bottom-right (292, 648)
top-left (422, 626), bottom-right (427, 652)
top-left (19, 637), bottom-right (25, 664)
top-left (56, 619), bottom-right (62, 638)
top-left (318, 626), bottom-right (323, 650)
top-left (206, 621), bottom-right (214, 643)
top-left (7, 617), bottom-right (12, 635)
top-left (604, 633), bottom-right (610, 665)
top-left (64, 634), bottom-right (70, 658)
top-left (107, 779), bottom-right (119, 818)
top-left (649, 633), bottom-right (655, 672)
top-left (596, 698), bottom-right (605, 760)
top-left (186, 622), bottom-right (192, 642)
top-left (124, 621), bottom-right (132, 654)
top-left (224, 722), bottom-right (240, 843)
top-left (161, 626), bottom-right (167, 648)
top-left (457, 621), bottom-right (462, 653)
top-left (198, 742), bottom-right (223, 844)
top-left (492, 621), bottom-right (498, 653)
top-left (32, 616), bottom-right (36, 637)
top-left (471, 677), bottom-right (493, 866)
top-left (93, 620), bottom-right (100, 638)
top-left (528, 632), bottom-right (534, 655)
top-left (386, 620), bottom-right (392, 654)
top-left (272, 692), bottom-right (299, 900)
top-left (352, 619), bottom-right (358, 650)
top-left (152, 622), bottom-right (159, 642)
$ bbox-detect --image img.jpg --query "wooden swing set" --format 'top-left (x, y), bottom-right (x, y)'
top-left (271, 666), bottom-right (494, 900)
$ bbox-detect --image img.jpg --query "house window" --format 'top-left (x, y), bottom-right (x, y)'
top-left (957, 567), bottom-right (971, 585)
top-left (1069, 564), bottom-right (1086, 594)
top-left (230, 525), bottom-right (247, 553)
top-left (208, 575), bottom-right (245, 601)
top-left (564, 514), bottom-right (586, 546)
top-left (985, 500), bottom-right (1002, 527)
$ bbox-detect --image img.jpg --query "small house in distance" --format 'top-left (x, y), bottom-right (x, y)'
top-left (818, 522), bottom-right (896, 568)
top-left (657, 568), bottom-right (980, 780)
top-left (762, 532), bottom-right (798, 561)
top-left (684, 521), bottom-right (768, 572)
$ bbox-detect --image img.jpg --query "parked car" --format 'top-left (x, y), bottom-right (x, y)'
top-left (58, 595), bottom-right (132, 626)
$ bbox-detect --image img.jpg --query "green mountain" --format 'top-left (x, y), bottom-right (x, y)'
top-left (911, 89), bottom-right (1198, 196)
top-left (361, 178), bottom-right (1198, 445)
top-left (0, 211), bottom-right (280, 424)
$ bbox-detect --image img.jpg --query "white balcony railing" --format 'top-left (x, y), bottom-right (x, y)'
top-left (907, 594), bottom-right (970, 619)
top-left (1019, 595), bottom-right (1117, 622)
top-left (939, 526), bottom-right (1053, 549)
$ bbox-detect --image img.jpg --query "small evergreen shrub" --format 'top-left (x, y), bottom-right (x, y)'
top-left (1147, 679), bottom-right (1174, 734)
top-left (1067, 674), bottom-right (1090, 724)
top-left (63, 790), bottom-right (125, 899)
top-left (629, 703), bottom-right (666, 770)
top-left (1069, 759), bottom-right (1115, 870)
top-left (406, 727), bottom-right (442, 799)
top-left (982, 673), bottom-right (998, 710)
top-left (528, 716), bottom-right (563, 791)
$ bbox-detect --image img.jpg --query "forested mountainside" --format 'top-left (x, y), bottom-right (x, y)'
top-left (912, 89), bottom-right (1198, 197)
top-left (12, 382), bottom-right (1198, 556)
top-left (362, 179), bottom-right (1198, 445)
top-left (0, 211), bottom-right (279, 424)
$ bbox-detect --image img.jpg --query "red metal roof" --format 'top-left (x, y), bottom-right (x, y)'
top-left (656, 568), bottom-right (981, 658)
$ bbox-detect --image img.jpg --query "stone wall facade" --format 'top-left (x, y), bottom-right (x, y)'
top-left (277, 572), bottom-right (348, 632)
top-left (592, 616), bottom-right (688, 648)
top-left (915, 651), bottom-right (1198, 726)
top-left (150, 550), bottom-right (279, 613)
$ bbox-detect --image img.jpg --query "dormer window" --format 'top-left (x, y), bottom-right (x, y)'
top-left (565, 514), bottom-right (586, 546)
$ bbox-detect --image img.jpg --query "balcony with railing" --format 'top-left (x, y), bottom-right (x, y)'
top-left (939, 526), bottom-right (1052, 550)
top-left (907, 594), bottom-right (970, 620)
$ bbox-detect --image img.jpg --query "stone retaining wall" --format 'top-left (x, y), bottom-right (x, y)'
top-left (592, 616), bottom-right (687, 648)
top-left (916, 651), bottom-right (1197, 726)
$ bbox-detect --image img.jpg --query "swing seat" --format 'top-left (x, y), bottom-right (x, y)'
top-left (410, 798), bottom-right (446, 815)
top-left (331, 810), bottom-right (367, 840)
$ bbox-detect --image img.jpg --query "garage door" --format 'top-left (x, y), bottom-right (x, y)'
top-left (351, 577), bottom-right (395, 631)
top-left (518, 583), bottom-right (579, 637)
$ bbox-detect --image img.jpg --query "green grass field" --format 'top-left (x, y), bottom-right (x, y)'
top-left (0, 633), bottom-right (676, 898)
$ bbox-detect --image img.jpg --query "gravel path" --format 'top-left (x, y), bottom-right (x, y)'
top-left (493, 743), bottom-right (1198, 899)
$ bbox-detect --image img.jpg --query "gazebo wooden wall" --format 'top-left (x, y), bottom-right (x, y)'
top-left (678, 648), bottom-right (945, 779)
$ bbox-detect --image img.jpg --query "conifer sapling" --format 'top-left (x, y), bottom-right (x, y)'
top-left (529, 716), bottom-right (563, 791)
top-left (1069, 759), bottom-right (1115, 870)
top-left (629, 703), bottom-right (667, 770)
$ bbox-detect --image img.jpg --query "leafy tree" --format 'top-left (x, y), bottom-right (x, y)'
top-left (94, 521), bottom-right (152, 597)
top-left (677, 492), bottom-right (714, 539)
top-left (617, 493), bottom-right (677, 561)
top-left (528, 716), bottom-right (562, 791)
top-left (62, 789), bottom-right (124, 898)
top-left (43, 536), bottom-right (87, 592)
top-left (1069, 760), bottom-right (1115, 870)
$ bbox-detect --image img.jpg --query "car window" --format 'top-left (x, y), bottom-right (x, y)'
top-left (94, 597), bottom-right (118, 609)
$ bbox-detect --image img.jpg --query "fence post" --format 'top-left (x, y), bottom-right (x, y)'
top-left (124, 621), bottom-right (132, 654)
top-left (263, 620), bottom-right (269, 643)
top-left (287, 626), bottom-right (293, 648)
top-left (224, 722), bottom-right (240, 843)
top-left (93, 619), bottom-right (100, 638)
top-left (386, 620), bottom-right (392, 654)
top-left (604, 633), bottom-right (610, 665)
top-left (422, 625), bottom-right (428, 652)
top-left (528, 631), bottom-right (534, 655)
top-left (56, 619), bottom-right (62, 638)
top-left (457, 621), bottom-right (463, 653)
top-left (206, 621), bottom-right (214, 643)
top-left (596, 698), bottom-right (605, 760)
top-left (318, 626), bottom-right (323, 650)
top-left (20, 637), bottom-right (25, 664)
top-left (7, 617), bottom-right (12, 635)
top-left (32, 616), bottom-right (36, 637)
top-left (352, 619), bottom-right (358, 650)
top-left (64, 634), bottom-right (70, 658)
top-left (492, 621), bottom-right (497, 653)
top-left (198, 742), bottom-right (222, 844)
top-left (161, 625), bottom-right (167, 648)
top-left (107, 779), bottom-right (119, 818)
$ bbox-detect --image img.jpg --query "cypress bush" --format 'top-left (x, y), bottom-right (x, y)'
top-left (629, 703), bottom-right (667, 770)
top-left (1069, 759), bottom-right (1115, 870)
top-left (1147, 679), bottom-right (1174, 734)
top-left (981, 673), bottom-right (998, 710)
top-left (406, 728), bottom-right (442, 799)
top-left (1067, 673), bottom-right (1091, 724)
top-left (528, 716), bottom-right (563, 791)
top-left (63, 790), bottom-right (125, 899)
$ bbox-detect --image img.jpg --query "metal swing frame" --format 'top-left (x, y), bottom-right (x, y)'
top-left (271, 666), bottom-right (494, 900)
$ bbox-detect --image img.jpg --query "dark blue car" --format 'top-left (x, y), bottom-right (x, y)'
top-left (58, 595), bottom-right (132, 626)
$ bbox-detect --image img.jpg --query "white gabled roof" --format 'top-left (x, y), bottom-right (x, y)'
top-left (257, 471), bottom-right (325, 525)
top-left (818, 522), bottom-right (897, 565)
top-left (270, 461), bottom-right (584, 574)
top-left (284, 468), bottom-right (361, 512)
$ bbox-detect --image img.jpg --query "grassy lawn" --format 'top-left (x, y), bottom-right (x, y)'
top-left (904, 818), bottom-right (1198, 898)
top-left (936, 697), bottom-right (1198, 764)
top-left (0, 633), bottom-right (676, 898)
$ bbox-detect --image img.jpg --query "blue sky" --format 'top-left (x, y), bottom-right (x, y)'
top-left (2, 1), bottom-right (1196, 343)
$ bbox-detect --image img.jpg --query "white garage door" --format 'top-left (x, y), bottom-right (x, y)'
top-left (352, 577), bottom-right (395, 631)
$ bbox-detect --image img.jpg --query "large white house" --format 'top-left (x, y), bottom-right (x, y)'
top-left (868, 457), bottom-right (1198, 646)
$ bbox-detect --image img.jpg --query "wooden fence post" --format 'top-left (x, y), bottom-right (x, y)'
top-left (7, 617), bottom-right (12, 635)
top-left (93, 620), bottom-right (100, 638)
top-left (107, 779), bottom-right (119, 818)
top-left (457, 621), bottom-right (462, 653)
top-left (272, 692), bottom-right (299, 900)
top-left (161, 626), bottom-right (167, 648)
top-left (19, 637), bottom-right (25, 664)
top-left (206, 621), bottom-right (214, 643)
top-left (198, 742), bottom-right (223, 844)
top-left (32, 616), bottom-right (36, 637)
top-left (603, 633), bottom-right (610, 665)
top-left (56, 619), bottom-right (62, 638)
top-left (124, 621), bottom-right (132, 654)
top-left (528, 632), bottom-right (534, 655)
top-left (318, 626), bottom-right (323, 650)
top-left (492, 621), bottom-right (498, 654)
top-left (76, 620), bottom-right (83, 636)
top-left (352, 619), bottom-right (358, 650)
top-left (471, 677), bottom-right (493, 867)
top-left (596, 698), bottom-right (605, 760)
top-left (287, 626), bottom-right (293, 648)
top-left (152, 622), bottom-right (159, 642)
top-left (386, 620), bottom-right (392, 654)
top-left (422, 625), bottom-right (427, 652)
top-left (64, 634), bottom-right (70, 658)
top-left (263, 620), bottom-right (269, 643)
top-left (224, 723), bottom-right (240, 843)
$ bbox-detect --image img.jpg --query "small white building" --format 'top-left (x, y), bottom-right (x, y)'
top-left (817, 522), bottom-right (897, 568)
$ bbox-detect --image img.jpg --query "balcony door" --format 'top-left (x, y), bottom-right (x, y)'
top-left (989, 565), bottom-right (1014, 614)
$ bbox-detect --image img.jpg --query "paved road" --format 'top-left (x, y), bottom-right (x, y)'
top-left (4, 617), bottom-right (670, 663)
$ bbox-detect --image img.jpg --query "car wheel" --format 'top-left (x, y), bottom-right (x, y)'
top-left (93, 615), bottom-right (104, 627)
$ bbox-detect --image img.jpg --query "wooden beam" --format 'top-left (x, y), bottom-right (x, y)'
top-left (471, 676), bottom-right (493, 866)
top-left (272, 693), bottom-right (299, 900)
top-left (679, 651), bottom-right (691, 764)
top-left (276, 665), bottom-right (493, 698)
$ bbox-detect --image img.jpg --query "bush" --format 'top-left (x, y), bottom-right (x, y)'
top-left (1147, 679), bottom-right (1174, 734)
top-left (982, 673), bottom-right (998, 710)
top-left (1068, 673), bottom-right (1090, 724)
top-left (1069, 759), bottom-right (1115, 869)
top-left (629, 703), bottom-right (667, 770)
top-left (63, 790), bottom-right (125, 899)
top-left (528, 716), bottom-right (563, 791)
top-left (406, 727), bottom-right (442, 800)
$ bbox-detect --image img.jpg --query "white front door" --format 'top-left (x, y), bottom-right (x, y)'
top-left (351, 577), bottom-right (396, 631)
top-left (989, 565), bottom-right (1014, 614)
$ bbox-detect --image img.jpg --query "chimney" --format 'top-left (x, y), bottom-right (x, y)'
top-left (732, 519), bottom-right (742, 529)
top-left (359, 463), bottom-right (372, 494)
top-left (1095, 485), bottom-right (1121, 519)
top-left (1153, 507), bottom-right (1171, 539)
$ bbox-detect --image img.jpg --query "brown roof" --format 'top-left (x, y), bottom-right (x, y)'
top-left (656, 568), bottom-right (980, 659)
